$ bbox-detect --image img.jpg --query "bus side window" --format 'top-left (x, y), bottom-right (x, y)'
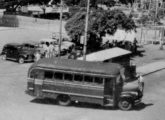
top-left (45, 71), bottom-right (53, 80)
top-left (94, 77), bottom-right (103, 85)
top-left (74, 74), bottom-right (83, 82)
top-left (54, 72), bottom-right (63, 80)
top-left (84, 75), bottom-right (93, 83)
top-left (64, 73), bottom-right (73, 81)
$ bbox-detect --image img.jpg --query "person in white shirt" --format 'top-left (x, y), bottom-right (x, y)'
top-left (34, 50), bottom-right (41, 62)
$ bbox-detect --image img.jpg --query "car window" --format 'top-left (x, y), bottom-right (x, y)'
top-left (10, 46), bottom-right (17, 51)
top-left (22, 44), bottom-right (35, 49)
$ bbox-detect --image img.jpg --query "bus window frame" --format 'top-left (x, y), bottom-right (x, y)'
top-left (29, 68), bottom-right (117, 87)
top-left (54, 71), bottom-right (64, 81)
top-left (64, 73), bottom-right (73, 82)
top-left (94, 76), bottom-right (104, 86)
top-left (73, 73), bottom-right (84, 83)
top-left (29, 68), bottom-right (45, 80)
top-left (44, 70), bottom-right (54, 81)
top-left (83, 75), bottom-right (94, 84)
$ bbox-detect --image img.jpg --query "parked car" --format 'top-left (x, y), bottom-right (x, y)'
top-left (0, 43), bottom-right (37, 63)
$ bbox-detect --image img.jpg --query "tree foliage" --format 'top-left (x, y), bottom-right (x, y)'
top-left (63, 0), bottom-right (116, 7)
top-left (65, 9), bottom-right (136, 52)
top-left (118, 0), bottom-right (135, 6)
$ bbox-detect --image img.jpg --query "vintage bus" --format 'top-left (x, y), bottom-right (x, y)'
top-left (26, 58), bottom-right (144, 110)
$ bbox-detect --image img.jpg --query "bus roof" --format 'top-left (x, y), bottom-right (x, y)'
top-left (30, 58), bottom-right (123, 76)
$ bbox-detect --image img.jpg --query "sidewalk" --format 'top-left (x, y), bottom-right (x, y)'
top-left (137, 61), bottom-right (165, 76)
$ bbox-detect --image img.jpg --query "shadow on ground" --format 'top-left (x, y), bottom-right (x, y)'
top-left (133, 102), bottom-right (154, 111)
top-left (31, 98), bottom-right (153, 111)
top-left (31, 98), bottom-right (57, 105)
top-left (31, 98), bottom-right (116, 110)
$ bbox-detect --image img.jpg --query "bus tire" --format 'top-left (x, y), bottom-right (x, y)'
top-left (57, 95), bottom-right (71, 106)
top-left (118, 98), bottom-right (133, 111)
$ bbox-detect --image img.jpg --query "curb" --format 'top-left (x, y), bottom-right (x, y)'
top-left (137, 61), bottom-right (165, 77)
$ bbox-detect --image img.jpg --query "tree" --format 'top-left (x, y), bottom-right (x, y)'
top-left (63, 0), bottom-right (116, 7)
top-left (118, 0), bottom-right (135, 6)
top-left (65, 9), bottom-right (136, 52)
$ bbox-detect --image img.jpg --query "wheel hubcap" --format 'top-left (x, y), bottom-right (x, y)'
top-left (122, 101), bottom-right (129, 108)
top-left (2, 55), bottom-right (6, 60)
top-left (19, 58), bottom-right (24, 63)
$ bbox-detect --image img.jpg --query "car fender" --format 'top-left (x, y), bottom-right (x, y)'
top-left (18, 54), bottom-right (27, 59)
top-left (119, 92), bottom-right (136, 103)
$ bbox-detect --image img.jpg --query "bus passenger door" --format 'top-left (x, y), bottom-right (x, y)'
top-left (104, 78), bottom-right (114, 105)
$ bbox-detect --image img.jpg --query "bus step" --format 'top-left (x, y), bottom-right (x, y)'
top-left (104, 98), bottom-right (113, 105)
top-left (104, 102), bottom-right (113, 107)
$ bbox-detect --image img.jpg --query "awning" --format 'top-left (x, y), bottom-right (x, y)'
top-left (77, 47), bottom-right (131, 62)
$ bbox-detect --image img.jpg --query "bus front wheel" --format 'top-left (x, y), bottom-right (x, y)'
top-left (118, 98), bottom-right (133, 111)
top-left (57, 95), bottom-right (71, 106)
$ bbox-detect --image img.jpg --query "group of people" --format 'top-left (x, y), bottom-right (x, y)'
top-left (34, 42), bottom-right (58, 62)
top-left (103, 39), bottom-right (138, 54)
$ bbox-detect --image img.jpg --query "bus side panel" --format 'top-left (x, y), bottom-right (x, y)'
top-left (42, 81), bottom-right (104, 105)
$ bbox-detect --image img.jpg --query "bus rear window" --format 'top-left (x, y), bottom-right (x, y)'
top-left (54, 72), bottom-right (63, 80)
top-left (30, 69), bottom-right (44, 79)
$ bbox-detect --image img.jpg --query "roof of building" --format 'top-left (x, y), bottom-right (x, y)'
top-left (78, 47), bottom-right (131, 62)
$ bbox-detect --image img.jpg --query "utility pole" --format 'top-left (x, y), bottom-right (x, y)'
top-left (83, 0), bottom-right (90, 61)
top-left (58, 0), bottom-right (63, 57)
top-left (154, 0), bottom-right (158, 43)
top-left (160, 27), bottom-right (164, 50)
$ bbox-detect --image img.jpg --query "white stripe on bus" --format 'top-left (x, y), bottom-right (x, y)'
top-left (42, 89), bottom-right (104, 99)
top-left (44, 80), bottom-right (104, 90)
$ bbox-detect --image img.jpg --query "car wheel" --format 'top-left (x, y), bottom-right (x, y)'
top-left (57, 95), bottom-right (71, 106)
top-left (1, 54), bottom-right (6, 60)
top-left (18, 57), bottom-right (24, 64)
top-left (118, 98), bottom-right (133, 111)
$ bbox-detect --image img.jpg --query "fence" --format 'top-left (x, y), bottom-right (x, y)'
top-left (136, 27), bottom-right (162, 45)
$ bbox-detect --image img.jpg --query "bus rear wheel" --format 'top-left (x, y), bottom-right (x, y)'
top-left (57, 95), bottom-right (71, 106)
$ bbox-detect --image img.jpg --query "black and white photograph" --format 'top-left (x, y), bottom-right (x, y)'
top-left (0, 0), bottom-right (165, 120)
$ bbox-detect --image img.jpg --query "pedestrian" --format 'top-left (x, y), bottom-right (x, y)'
top-left (49, 42), bottom-right (55, 57)
top-left (45, 42), bottom-right (50, 58)
top-left (133, 38), bottom-right (138, 54)
top-left (34, 50), bottom-right (41, 62)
